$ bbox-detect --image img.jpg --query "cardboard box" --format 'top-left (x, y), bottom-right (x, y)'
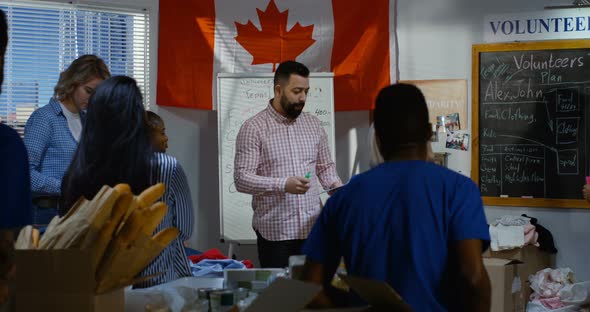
top-left (244, 277), bottom-right (411, 312)
top-left (15, 249), bottom-right (124, 312)
top-left (484, 245), bottom-right (554, 299)
top-left (484, 258), bottom-right (526, 312)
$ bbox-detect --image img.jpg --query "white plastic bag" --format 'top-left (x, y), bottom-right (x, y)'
top-left (530, 268), bottom-right (574, 298)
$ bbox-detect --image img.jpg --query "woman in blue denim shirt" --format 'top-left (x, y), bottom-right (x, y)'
top-left (23, 55), bottom-right (110, 226)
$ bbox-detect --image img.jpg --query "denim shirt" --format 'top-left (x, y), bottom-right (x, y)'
top-left (23, 98), bottom-right (82, 197)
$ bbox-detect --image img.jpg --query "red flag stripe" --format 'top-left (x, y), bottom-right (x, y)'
top-left (157, 0), bottom-right (216, 109)
top-left (331, 0), bottom-right (391, 111)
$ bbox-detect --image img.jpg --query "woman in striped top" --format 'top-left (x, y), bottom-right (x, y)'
top-left (60, 76), bottom-right (194, 287)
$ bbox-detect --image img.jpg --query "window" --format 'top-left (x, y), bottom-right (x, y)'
top-left (0, 1), bottom-right (150, 135)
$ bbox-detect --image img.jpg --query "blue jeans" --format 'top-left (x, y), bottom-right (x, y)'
top-left (32, 205), bottom-right (58, 227)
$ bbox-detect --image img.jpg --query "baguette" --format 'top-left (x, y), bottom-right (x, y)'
top-left (41, 198), bottom-right (90, 249)
top-left (96, 236), bottom-right (147, 293)
top-left (117, 209), bottom-right (145, 244)
top-left (115, 195), bottom-right (138, 236)
top-left (113, 183), bottom-right (131, 195)
top-left (31, 228), bottom-right (40, 249)
top-left (96, 227), bottom-right (179, 294)
top-left (53, 217), bottom-right (90, 249)
top-left (140, 202), bottom-right (168, 236)
top-left (15, 225), bottom-right (32, 249)
top-left (152, 227), bottom-right (179, 247)
top-left (136, 183), bottom-right (165, 209)
top-left (44, 216), bottom-right (60, 235)
top-left (91, 191), bottom-right (132, 273)
top-left (88, 186), bottom-right (120, 223)
top-left (59, 197), bottom-right (89, 224)
top-left (80, 187), bottom-right (120, 249)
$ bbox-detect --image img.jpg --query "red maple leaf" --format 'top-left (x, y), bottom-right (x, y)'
top-left (234, 0), bottom-right (316, 71)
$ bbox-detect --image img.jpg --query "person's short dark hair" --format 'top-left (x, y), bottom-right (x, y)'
top-left (374, 83), bottom-right (431, 159)
top-left (146, 110), bottom-right (164, 131)
top-left (273, 60), bottom-right (310, 86)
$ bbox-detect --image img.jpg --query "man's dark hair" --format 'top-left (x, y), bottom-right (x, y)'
top-left (273, 60), bottom-right (310, 86)
top-left (374, 83), bottom-right (431, 159)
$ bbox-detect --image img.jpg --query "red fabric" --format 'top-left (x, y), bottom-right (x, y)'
top-left (242, 260), bottom-right (254, 268)
top-left (188, 248), bottom-right (254, 268)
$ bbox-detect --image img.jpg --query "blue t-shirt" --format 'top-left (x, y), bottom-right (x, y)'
top-left (0, 124), bottom-right (33, 228)
top-left (302, 160), bottom-right (490, 311)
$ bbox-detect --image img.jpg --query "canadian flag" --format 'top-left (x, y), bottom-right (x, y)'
top-left (157, 0), bottom-right (393, 110)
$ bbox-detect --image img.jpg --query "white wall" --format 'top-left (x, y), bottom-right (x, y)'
top-left (397, 0), bottom-right (590, 280)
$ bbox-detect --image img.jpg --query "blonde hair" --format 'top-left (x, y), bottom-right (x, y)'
top-left (54, 55), bottom-right (110, 101)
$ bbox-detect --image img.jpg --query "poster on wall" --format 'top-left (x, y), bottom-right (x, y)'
top-left (400, 79), bottom-right (468, 130)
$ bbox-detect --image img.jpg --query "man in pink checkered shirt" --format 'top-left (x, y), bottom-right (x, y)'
top-left (234, 61), bottom-right (342, 268)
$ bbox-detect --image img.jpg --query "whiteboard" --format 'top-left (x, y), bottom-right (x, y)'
top-left (216, 73), bottom-right (335, 243)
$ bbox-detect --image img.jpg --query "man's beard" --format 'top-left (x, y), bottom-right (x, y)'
top-left (281, 94), bottom-right (305, 119)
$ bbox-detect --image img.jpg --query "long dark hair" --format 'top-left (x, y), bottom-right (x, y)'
top-left (60, 76), bottom-right (152, 214)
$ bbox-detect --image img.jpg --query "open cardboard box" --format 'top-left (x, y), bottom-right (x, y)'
top-left (484, 245), bottom-right (554, 302)
top-left (15, 249), bottom-right (124, 312)
top-left (484, 258), bottom-right (526, 312)
top-left (244, 276), bottom-right (412, 312)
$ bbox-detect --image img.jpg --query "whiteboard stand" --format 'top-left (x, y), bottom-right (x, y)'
top-left (221, 238), bottom-right (256, 259)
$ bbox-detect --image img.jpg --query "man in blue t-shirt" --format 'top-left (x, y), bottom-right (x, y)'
top-left (301, 83), bottom-right (491, 311)
top-left (0, 9), bottom-right (33, 308)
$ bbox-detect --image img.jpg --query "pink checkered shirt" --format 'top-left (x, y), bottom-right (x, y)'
top-left (234, 103), bottom-right (341, 241)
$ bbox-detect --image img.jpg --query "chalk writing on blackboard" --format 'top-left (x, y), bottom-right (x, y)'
top-left (477, 47), bottom-right (590, 200)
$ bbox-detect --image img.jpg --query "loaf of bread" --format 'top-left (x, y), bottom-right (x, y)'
top-left (15, 183), bottom-right (179, 295)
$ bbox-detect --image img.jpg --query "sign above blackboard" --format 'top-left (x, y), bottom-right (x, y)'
top-left (472, 40), bottom-right (590, 209)
top-left (484, 10), bottom-right (590, 43)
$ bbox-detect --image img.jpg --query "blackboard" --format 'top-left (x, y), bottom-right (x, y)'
top-left (472, 40), bottom-right (590, 208)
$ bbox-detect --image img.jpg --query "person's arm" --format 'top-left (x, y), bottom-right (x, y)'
top-left (170, 161), bottom-right (193, 241)
top-left (0, 125), bottom-right (33, 230)
top-left (449, 179), bottom-right (492, 312)
top-left (23, 112), bottom-right (61, 195)
top-left (299, 197), bottom-right (343, 308)
top-left (233, 121), bottom-right (288, 195)
top-left (452, 239), bottom-right (491, 312)
top-left (0, 125), bottom-right (32, 305)
top-left (300, 259), bottom-right (349, 308)
top-left (315, 126), bottom-right (342, 190)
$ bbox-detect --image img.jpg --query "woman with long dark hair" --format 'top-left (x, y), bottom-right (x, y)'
top-left (60, 76), bottom-right (193, 287)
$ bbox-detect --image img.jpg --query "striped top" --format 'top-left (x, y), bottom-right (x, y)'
top-left (234, 103), bottom-right (341, 241)
top-left (24, 98), bottom-right (80, 197)
top-left (135, 152), bottom-right (194, 288)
